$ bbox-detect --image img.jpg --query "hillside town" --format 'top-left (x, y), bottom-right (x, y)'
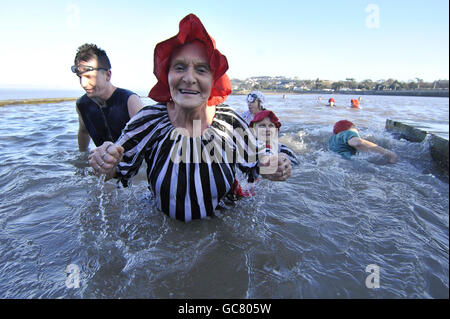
top-left (230, 76), bottom-right (449, 96)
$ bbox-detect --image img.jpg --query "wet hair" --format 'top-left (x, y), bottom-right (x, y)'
top-left (74, 43), bottom-right (111, 69)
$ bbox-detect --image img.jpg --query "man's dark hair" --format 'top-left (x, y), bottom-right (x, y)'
top-left (74, 43), bottom-right (111, 69)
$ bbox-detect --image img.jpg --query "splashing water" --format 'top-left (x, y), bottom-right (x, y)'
top-left (0, 94), bottom-right (448, 298)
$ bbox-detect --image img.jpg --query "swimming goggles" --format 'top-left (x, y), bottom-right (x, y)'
top-left (71, 65), bottom-right (109, 75)
top-left (247, 93), bottom-right (258, 103)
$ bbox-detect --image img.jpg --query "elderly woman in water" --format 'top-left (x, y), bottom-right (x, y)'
top-left (250, 110), bottom-right (299, 166)
top-left (88, 14), bottom-right (292, 222)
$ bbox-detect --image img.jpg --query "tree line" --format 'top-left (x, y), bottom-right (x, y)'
top-left (231, 76), bottom-right (449, 92)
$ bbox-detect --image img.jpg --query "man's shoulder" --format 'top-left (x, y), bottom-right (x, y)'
top-left (339, 130), bottom-right (360, 142)
top-left (116, 87), bottom-right (138, 98)
top-left (76, 94), bottom-right (92, 108)
top-left (332, 129), bottom-right (358, 140)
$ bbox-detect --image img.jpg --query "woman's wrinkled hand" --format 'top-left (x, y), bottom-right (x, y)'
top-left (88, 141), bottom-right (124, 176)
top-left (260, 152), bottom-right (292, 181)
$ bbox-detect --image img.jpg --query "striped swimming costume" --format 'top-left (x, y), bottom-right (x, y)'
top-left (115, 104), bottom-right (268, 222)
top-left (279, 144), bottom-right (299, 165)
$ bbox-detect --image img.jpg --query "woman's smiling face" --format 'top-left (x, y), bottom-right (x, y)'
top-left (253, 116), bottom-right (277, 142)
top-left (168, 42), bottom-right (213, 110)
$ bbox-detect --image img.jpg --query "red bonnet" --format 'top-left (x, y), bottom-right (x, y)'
top-left (249, 110), bottom-right (281, 130)
top-left (148, 14), bottom-right (232, 106)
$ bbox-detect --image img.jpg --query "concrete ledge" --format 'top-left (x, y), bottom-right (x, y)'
top-left (386, 119), bottom-right (449, 175)
top-left (430, 134), bottom-right (449, 175)
top-left (385, 119), bottom-right (427, 142)
top-left (0, 97), bottom-right (77, 107)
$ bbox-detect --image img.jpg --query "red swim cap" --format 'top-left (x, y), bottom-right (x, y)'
top-left (333, 120), bottom-right (355, 134)
top-left (328, 98), bottom-right (335, 103)
top-left (148, 14), bottom-right (232, 106)
top-left (351, 99), bottom-right (360, 108)
top-left (249, 110), bottom-right (281, 130)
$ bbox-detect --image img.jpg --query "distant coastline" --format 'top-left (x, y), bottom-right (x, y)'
top-left (232, 89), bottom-right (449, 98)
top-left (0, 97), bottom-right (77, 107)
top-left (230, 76), bottom-right (449, 98)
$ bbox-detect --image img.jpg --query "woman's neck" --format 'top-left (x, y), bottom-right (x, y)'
top-left (167, 102), bottom-right (216, 137)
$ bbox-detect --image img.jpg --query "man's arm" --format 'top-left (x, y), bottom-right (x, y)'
top-left (76, 107), bottom-right (91, 152)
top-left (348, 137), bottom-right (397, 163)
top-left (127, 94), bottom-right (144, 118)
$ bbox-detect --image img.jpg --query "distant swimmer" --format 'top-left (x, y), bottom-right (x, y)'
top-left (283, 94), bottom-right (287, 100)
top-left (328, 120), bottom-right (397, 163)
top-left (358, 96), bottom-right (363, 102)
top-left (351, 99), bottom-right (360, 108)
top-left (328, 97), bottom-right (335, 107)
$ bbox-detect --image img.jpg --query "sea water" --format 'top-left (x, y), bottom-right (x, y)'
top-left (0, 93), bottom-right (448, 298)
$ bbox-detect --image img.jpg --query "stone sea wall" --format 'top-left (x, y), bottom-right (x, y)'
top-left (386, 119), bottom-right (449, 176)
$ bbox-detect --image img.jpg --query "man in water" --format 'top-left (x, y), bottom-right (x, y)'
top-left (72, 43), bottom-right (144, 151)
top-left (329, 120), bottom-right (397, 163)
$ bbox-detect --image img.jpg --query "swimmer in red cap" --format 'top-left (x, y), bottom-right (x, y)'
top-left (328, 120), bottom-right (397, 163)
top-left (328, 97), bottom-right (335, 107)
top-left (250, 110), bottom-right (299, 166)
top-left (351, 99), bottom-right (360, 108)
top-left (231, 110), bottom-right (298, 198)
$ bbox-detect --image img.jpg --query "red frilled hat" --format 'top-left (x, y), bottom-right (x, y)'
top-left (249, 110), bottom-right (281, 130)
top-left (351, 99), bottom-right (360, 108)
top-left (333, 120), bottom-right (355, 134)
top-left (148, 14), bottom-right (232, 106)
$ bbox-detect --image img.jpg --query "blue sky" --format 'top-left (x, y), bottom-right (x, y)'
top-left (0, 0), bottom-right (448, 90)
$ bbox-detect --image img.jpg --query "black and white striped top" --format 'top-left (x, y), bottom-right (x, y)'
top-left (279, 144), bottom-right (299, 165)
top-left (115, 104), bottom-right (268, 222)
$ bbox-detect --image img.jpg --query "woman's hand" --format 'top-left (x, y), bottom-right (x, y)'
top-left (88, 141), bottom-right (124, 177)
top-left (260, 152), bottom-right (292, 181)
